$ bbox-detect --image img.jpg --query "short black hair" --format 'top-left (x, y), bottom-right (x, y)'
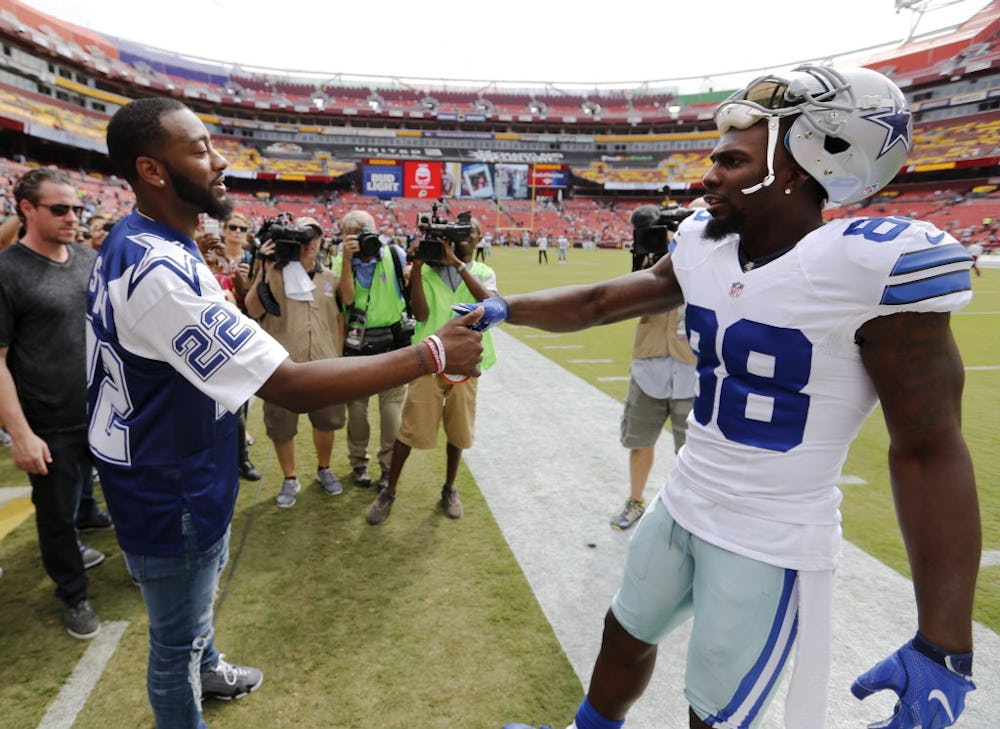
top-left (13, 167), bottom-right (74, 222)
top-left (106, 97), bottom-right (189, 183)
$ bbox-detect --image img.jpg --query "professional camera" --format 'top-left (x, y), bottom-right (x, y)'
top-left (415, 203), bottom-right (473, 262)
top-left (630, 203), bottom-right (696, 271)
top-left (357, 226), bottom-right (383, 259)
top-left (257, 214), bottom-right (314, 268)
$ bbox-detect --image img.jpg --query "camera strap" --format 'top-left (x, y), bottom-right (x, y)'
top-left (388, 244), bottom-right (413, 320)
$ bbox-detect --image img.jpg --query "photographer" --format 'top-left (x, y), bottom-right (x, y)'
top-left (609, 201), bottom-right (700, 531)
top-left (366, 215), bottom-right (498, 525)
top-left (245, 216), bottom-right (347, 507)
top-left (336, 209), bottom-right (412, 490)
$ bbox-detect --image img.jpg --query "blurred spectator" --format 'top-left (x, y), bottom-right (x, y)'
top-left (0, 215), bottom-right (22, 250)
top-left (87, 213), bottom-right (110, 251)
top-left (221, 211), bottom-right (261, 481)
top-left (968, 240), bottom-right (983, 277)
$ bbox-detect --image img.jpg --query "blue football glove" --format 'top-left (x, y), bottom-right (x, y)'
top-left (851, 632), bottom-right (974, 729)
top-left (451, 296), bottom-right (509, 332)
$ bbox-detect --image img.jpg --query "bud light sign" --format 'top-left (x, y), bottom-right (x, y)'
top-left (362, 165), bottom-right (403, 198)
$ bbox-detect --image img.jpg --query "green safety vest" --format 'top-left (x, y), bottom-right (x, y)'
top-left (415, 261), bottom-right (497, 371)
top-left (342, 245), bottom-right (407, 328)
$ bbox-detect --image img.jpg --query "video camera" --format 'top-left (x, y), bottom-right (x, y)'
top-left (630, 203), bottom-right (696, 271)
top-left (415, 203), bottom-right (473, 262)
top-left (257, 213), bottom-right (314, 268)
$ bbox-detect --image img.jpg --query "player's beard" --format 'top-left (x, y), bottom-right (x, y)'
top-left (166, 163), bottom-right (233, 220)
top-left (704, 207), bottom-right (747, 240)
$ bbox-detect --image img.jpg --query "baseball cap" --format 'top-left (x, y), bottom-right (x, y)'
top-left (295, 216), bottom-right (324, 238)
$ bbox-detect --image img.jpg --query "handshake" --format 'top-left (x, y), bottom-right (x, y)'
top-left (451, 296), bottom-right (510, 332)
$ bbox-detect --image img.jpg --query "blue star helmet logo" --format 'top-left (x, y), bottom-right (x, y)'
top-left (863, 104), bottom-right (912, 159)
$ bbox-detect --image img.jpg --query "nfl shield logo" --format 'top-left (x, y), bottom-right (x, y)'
top-left (729, 281), bottom-right (744, 298)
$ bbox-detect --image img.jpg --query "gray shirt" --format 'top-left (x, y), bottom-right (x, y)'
top-left (0, 242), bottom-right (96, 433)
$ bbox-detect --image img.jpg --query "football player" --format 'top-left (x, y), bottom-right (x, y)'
top-left (466, 66), bottom-right (979, 729)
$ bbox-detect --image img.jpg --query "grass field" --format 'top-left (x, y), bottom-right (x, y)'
top-left (0, 245), bottom-right (995, 728)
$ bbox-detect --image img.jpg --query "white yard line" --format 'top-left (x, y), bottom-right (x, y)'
top-left (37, 621), bottom-right (129, 729)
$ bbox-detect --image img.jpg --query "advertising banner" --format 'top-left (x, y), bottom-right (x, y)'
top-left (362, 163), bottom-right (403, 198)
top-left (403, 161), bottom-right (442, 199)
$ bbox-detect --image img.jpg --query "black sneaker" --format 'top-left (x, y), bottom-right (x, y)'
top-left (201, 655), bottom-right (263, 700)
top-left (366, 487), bottom-right (395, 525)
top-left (239, 459), bottom-right (262, 481)
top-left (65, 599), bottom-right (101, 639)
top-left (352, 465), bottom-right (372, 488)
top-left (441, 485), bottom-right (463, 519)
top-left (77, 510), bottom-right (114, 532)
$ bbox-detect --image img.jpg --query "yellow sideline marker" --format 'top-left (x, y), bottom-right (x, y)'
top-left (0, 490), bottom-right (33, 541)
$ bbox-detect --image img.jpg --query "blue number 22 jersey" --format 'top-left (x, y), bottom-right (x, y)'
top-left (86, 211), bottom-right (287, 556)
top-left (664, 211), bottom-right (972, 571)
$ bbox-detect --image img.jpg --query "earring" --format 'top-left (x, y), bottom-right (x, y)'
top-left (784, 187), bottom-right (792, 195)
top-left (159, 180), bottom-right (166, 186)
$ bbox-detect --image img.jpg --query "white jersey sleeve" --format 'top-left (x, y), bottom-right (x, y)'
top-left (105, 230), bottom-right (287, 413)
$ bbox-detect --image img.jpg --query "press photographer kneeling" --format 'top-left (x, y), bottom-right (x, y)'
top-left (245, 216), bottom-right (349, 507)
top-left (337, 210), bottom-right (413, 490)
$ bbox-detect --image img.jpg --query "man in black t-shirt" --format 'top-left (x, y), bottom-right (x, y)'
top-left (0, 168), bottom-right (102, 639)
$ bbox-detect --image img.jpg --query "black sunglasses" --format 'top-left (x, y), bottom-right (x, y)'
top-left (227, 224), bottom-right (248, 232)
top-left (37, 203), bottom-right (85, 217)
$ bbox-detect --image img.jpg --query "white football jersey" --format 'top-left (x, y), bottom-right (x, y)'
top-left (662, 210), bottom-right (973, 570)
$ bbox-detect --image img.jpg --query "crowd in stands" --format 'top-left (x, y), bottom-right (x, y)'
top-left (3, 155), bottom-right (999, 255)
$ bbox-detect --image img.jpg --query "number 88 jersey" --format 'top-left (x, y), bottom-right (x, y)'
top-left (663, 212), bottom-right (972, 571)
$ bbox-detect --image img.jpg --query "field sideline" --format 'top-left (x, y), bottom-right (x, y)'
top-left (0, 246), bottom-right (995, 728)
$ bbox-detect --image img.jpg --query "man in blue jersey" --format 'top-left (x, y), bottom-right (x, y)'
top-left (90, 97), bottom-right (484, 729)
top-left (477, 66), bottom-right (979, 729)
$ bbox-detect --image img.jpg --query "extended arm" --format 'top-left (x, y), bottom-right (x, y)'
top-left (858, 310), bottom-right (979, 651)
top-left (505, 252), bottom-right (684, 332)
top-left (256, 308), bottom-right (484, 412)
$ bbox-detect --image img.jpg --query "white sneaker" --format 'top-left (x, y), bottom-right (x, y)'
top-left (275, 478), bottom-right (301, 508)
top-left (78, 543), bottom-right (106, 569)
top-left (609, 498), bottom-right (645, 530)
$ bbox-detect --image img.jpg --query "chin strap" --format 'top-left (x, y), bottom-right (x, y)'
top-left (741, 115), bottom-right (780, 195)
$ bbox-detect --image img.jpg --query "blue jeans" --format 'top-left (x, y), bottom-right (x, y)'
top-left (124, 514), bottom-right (229, 729)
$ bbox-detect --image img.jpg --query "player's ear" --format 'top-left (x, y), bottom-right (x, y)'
top-left (135, 156), bottom-right (166, 189)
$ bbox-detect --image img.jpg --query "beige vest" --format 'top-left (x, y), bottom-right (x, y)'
top-left (632, 307), bottom-right (696, 365)
top-left (259, 264), bottom-right (343, 362)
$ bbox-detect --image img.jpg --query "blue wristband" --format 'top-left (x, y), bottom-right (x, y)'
top-left (912, 631), bottom-right (973, 677)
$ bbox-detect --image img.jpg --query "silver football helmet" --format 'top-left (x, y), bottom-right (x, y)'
top-left (714, 65), bottom-right (913, 205)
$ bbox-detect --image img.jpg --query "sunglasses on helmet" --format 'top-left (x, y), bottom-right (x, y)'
top-left (715, 66), bottom-right (853, 135)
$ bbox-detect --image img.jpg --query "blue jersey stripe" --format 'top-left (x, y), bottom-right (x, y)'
top-left (890, 243), bottom-right (971, 276)
top-left (880, 269), bottom-right (972, 305)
